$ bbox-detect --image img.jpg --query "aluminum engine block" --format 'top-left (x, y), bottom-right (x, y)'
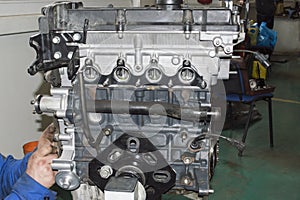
top-left (29, 1), bottom-right (244, 199)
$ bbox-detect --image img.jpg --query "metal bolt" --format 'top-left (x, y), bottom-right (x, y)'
top-left (98, 165), bottom-right (113, 179)
top-left (85, 58), bottom-right (93, 66)
top-left (183, 157), bottom-right (191, 164)
top-left (67, 52), bottom-right (73, 59)
top-left (181, 131), bottom-right (188, 141)
top-left (73, 33), bottom-right (82, 41)
top-left (54, 52), bottom-right (62, 59)
top-left (133, 161), bottom-right (138, 166)
top-left (224, 46), bottom-right (232, 54)
top-left (52, 36), bottom-right (60, 44)
top-left (213, 37), bottom-right (222, 47)
top-left (102, 128), bottom-right (111, 136)
top-left (182, 153), bottom-right (194, 165)
top-left (117, 59), bottom-right (124, 66)
top-left (182, 176), bottom-right (192, 186)
top-left (200, 80), bottom-right (207, 89)
top-left (208, 50), bottom-right (216, 58)
top-left (183, 178), bottom-right (190, 185)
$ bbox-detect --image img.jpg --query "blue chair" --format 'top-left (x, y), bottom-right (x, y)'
top-left (224, 59), bottom-right (275, 156)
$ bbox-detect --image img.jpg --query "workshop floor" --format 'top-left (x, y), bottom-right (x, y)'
top-left (164, 55), bottom-right (300, 200)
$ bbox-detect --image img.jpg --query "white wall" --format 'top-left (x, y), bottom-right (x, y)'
top-left (0, 33), bottom-right (43, 158)
top-left (0, 0), bottom-right (135, 158)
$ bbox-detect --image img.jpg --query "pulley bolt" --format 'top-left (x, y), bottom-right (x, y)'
top-left (54, 52), bottom-right (62, 59)
top-left (98, 165), bottom-right (113, 179)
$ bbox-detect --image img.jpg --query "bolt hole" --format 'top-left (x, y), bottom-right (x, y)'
top-left (152, 170), bottom-right (171, 183)
top-left (127, 138), bottom-right (139, 153)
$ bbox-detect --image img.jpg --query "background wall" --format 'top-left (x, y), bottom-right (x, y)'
top-left (0, 0), bottom-right (135, 158)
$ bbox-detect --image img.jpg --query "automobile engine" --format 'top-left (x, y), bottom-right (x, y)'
top-left (28, 1), bottom-right (244, 199)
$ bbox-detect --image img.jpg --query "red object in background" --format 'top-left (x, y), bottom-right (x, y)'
top-left (197, 0), bottom-right (212, 4)
top-left (23, 141), bottom-right (38, 155)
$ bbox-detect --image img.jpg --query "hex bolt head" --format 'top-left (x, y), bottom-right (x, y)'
top-left (181, 176), bottom-right (192, 186)
top-left (98, 165), bottom-right (113, 179)
top-left (52, 36), bottom-right (60, 44)
top-left (54, 52), bottom-right (62, 59)
top-left (213, 37), bottom-right (222, 47)
top-left (224, 46), bottom-right (233, 54)
top-left (103, 129), bottom-right (111, 136)
top-left (183, 157), bottom-right (191, 164)
top-left (73, 33), bottom-right (82, 41)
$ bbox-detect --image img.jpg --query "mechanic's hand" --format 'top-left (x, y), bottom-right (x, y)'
top-left (26, 123), bottom-right (58, 188)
